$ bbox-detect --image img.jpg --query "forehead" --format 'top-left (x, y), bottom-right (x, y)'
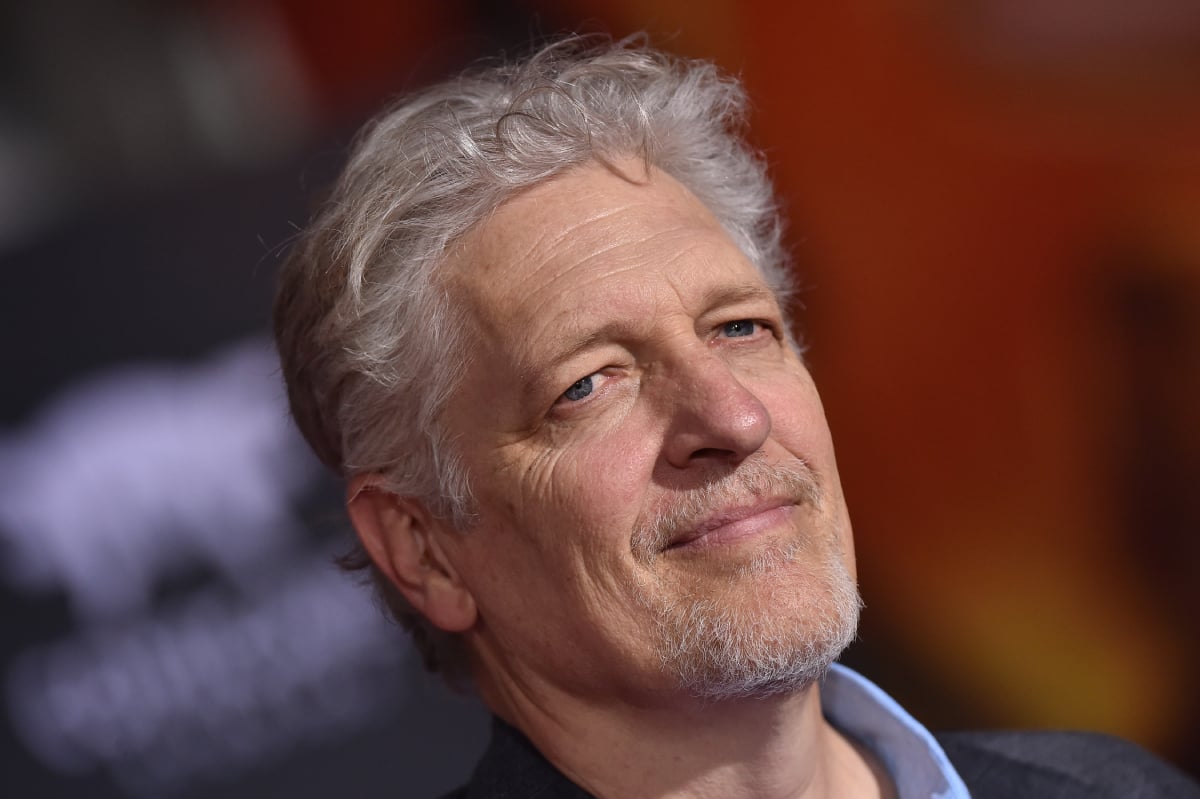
top-left (441, 160), bottom-right (767, 337)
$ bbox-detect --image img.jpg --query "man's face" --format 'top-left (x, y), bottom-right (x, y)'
top-left (438, 160), bottom-right (859, 707)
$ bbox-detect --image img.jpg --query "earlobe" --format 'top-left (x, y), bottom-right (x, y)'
top-left (345, 475), bottom-right (477, 633)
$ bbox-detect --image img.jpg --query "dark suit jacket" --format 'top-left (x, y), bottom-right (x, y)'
top-left (443, 718), bottom-right (1200, 798)
top-left (937, 730), bottom-right (1199, 798)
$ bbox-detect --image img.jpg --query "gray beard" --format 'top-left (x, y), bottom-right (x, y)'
top-left (629, 455), bottom-right (862, 701)
top-left (652, 541), bottom-right (861, 701)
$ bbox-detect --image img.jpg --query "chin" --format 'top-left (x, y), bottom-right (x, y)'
top-left (647, 549), bottom-right (863, 703)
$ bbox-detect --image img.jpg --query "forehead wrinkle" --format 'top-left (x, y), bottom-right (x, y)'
top-left (478, 191), bottom-right (645, 279)
top-left (487, 225), bottom-right (705, 344)
top-left (523, 200), bottom-right (644, 263)
top-left (504, 230), bottom-right (748, 391)
top-left (538, 224), bottom-right (718, 301)
top-left (504, 209), bottom-right (699, 309)
top-left (459, 213), bottom-right (641, 334)
top-left (524, 227), bottom-right (719, 339)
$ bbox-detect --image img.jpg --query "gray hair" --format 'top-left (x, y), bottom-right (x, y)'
top-left (273, 34), bottom-right (792, 684)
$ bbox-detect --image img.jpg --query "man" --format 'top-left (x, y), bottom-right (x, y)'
top-left (274, 36), bottom-right (1198, 798)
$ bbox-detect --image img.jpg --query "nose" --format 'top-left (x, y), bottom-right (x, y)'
top-left (659, 353), bottom-right (772, 470)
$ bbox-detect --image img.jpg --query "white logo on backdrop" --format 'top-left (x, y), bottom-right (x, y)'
top-left (0, 339), bottom-right (405, 796)
top-left (0, 341), bottom-right (309, 617)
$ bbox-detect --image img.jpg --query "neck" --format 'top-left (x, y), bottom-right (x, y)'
top-left (481, 670), bottom-right (895, 799)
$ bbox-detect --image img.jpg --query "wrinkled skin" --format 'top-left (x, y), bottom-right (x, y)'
top-left (431, 158), bottom-right (860, 714)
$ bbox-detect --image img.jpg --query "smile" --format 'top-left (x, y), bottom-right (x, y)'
top-left (665, 500), bottom-right (798, 551)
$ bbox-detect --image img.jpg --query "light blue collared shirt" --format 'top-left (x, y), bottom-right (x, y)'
top-left (822, 664), bottom-right (972, 799)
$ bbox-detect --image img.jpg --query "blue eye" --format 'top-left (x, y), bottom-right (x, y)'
top-left (722, 319), bottom-right (757, 337)
top-left (562, 375), bottom-right (594, 401)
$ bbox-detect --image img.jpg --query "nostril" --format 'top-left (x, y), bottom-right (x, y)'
top-left (690, 447), bottom-right (737, 461)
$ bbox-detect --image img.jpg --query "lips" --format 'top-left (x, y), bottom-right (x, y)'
top-left (630, 456), bottom-right (822, 559)
top-left (665, 499), bottom-right (798, 550)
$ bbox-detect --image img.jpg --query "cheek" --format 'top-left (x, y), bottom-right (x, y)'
top-left (569, 435), bottom-right (653, 514)
top-left (760, 374), bottom-right (832, 451)
top-left (535, 411), bottom-right (660, 523)
top-left (762, 373), bottom-right (857, 570)
top-left (462, 430), bottom-right (663, 653)
top-left (479, 424), bottom-right (657, 582)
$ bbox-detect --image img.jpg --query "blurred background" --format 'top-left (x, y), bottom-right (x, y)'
top-left (1, 1), bottom-right (1197, 796)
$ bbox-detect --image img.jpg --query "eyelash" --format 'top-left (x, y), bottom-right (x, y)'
top-left (550, 371), bottom-right (608, 414)
top-left (715, 317), bottom-right (778, 344)
top-left (719, 318), bottom-right (761, 339)
top-left (553, 318), bottom-right (776, 409)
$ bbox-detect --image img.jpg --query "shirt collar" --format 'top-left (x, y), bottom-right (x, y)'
top-left (822, 664), bottom-right (972, 799)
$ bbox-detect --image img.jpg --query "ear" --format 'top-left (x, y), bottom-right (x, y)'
top-left (346, 475), bottom-right (477, 633)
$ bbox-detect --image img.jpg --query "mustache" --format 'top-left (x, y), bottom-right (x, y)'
top-left (631, 455), bottom-right (821, 560)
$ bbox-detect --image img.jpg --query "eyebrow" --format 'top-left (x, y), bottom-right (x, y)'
top-left (699, 281), bottom-right (781, 311)
top-left (520, 280), bottom-right (781, 402)
top-left (520, 320), bottom-right (628, 402)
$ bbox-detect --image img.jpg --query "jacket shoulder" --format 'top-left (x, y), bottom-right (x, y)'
top-left (937, 730), bottom-right (1200, 799)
